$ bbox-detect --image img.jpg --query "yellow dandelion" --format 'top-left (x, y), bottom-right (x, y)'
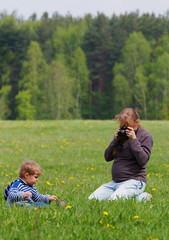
top-left (69, 177), bottom-right (75, 180)
top-left (152, 188), bottom-right (156, 191)
top-left (112, 226), bottom-right (115, 229)
top-left (99, 220), bottom-right (103, 224)
top-left (66, 205), bottom-right (72, 209)
top-left (77, 184), bottom-right (80, 187)
top-left (61, 181), bottom-right (65, 183)
top-left (103, 211), bottom-right (108, 216)
top-left (134, 216), bottom-right (139, 219)
top-left (105, 224), bottom-right (110, 227)
top-left (62, 139), bottom-right (67, 143)
top-left (46, 181), bottom-right (52, 185)
top-left (48, 158), bottom-right (53, 162)
top-left (61, 163), bottom-right (64, 165)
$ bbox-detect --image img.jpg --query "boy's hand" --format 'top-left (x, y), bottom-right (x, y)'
top-left (49, 195), bottom-right (59, 202)
top-left (23, 191), bottom-right (32, 198)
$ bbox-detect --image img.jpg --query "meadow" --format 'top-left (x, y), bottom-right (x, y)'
top-left (0, 120), bottom-right (168, 240)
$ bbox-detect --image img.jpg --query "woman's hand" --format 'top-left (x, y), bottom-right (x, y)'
top-left (114, 128), bottom-right (120, 141)
top-left (126, 127), bottom-right (136, 140)
top-left (49, 195), bottom-right (59, 202)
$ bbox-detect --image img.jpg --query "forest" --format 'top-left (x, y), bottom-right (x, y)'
top-left (1, 10), bottom-right (169, 120)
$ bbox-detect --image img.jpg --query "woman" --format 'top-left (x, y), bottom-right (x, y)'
top-left (88, 108), bottom-right (153, 201)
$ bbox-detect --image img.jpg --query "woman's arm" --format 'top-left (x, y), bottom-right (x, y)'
top-left (104, 129), bottom-right (120, 161)
top-left (129, 131), bottom-right (153, 166)
top-left (104, 138), bottom-right (118, 161)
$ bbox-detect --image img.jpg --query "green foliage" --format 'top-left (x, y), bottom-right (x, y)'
top-left (113, 73), bottom-right (131, 113)
top-left (46, 57), bottom-right (75, 119)
top-left (15, 90), bottom-right (35, 120)
top-left (0, 120), bottom-right (168, 240)
top-left (113, 32), bottom-right (151, 118)
top-left (149, 34), bottom-right (169, 119)
top-left (83, 13), bottom-right (114, 119)
top-left (0, 85), bottom-right (11, 119)
top-left (19, 41), bottom-right (48, 119)
top-left (134, 67), bottom-right (148, 119)
top-left (52, 21), bottom-right (87, 65)
top-left (71, 47), bottom-right (90, 118)
top-left (121, 31), bottom-right (151, 85)
top-left (1, 13), bottom-right (169, 119)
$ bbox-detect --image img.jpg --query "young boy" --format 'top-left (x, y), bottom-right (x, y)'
top-left (4, 160), bottom-right (59, 207)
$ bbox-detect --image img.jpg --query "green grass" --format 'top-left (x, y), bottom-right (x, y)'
top-left (0, 120), bottom-right (168, 240)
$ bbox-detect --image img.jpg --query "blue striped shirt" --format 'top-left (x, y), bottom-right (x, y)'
top-left (4, 178), bottom-right (50, 206)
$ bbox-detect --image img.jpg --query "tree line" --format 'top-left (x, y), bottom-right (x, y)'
top-left (1, 11), bottom-right (169, 120)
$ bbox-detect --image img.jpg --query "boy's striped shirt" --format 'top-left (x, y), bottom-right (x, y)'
top-left (4, 178), bottom-right (50, 206)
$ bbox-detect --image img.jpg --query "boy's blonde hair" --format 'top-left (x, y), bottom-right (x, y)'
top-left (19, 160), bottom-right (42, 178)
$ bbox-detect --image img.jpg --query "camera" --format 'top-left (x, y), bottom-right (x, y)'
top-left (118, 126), bottom-right (128, 137)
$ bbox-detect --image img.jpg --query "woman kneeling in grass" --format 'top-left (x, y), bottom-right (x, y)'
top-left (89, 108), bottom-right (153, 202)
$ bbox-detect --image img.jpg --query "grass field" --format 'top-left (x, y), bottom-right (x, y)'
top-left (0, 120), bottom-right (168, 240)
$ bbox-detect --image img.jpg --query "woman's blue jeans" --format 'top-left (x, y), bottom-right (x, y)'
top-left (88, 179), bottom-right (149, 202)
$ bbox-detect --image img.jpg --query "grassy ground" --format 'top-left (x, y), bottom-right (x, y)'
top-left (0, 120), bottom-right (168, 240)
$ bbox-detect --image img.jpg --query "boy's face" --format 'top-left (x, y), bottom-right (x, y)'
top-left (24, 172), bottom-right (40, 186)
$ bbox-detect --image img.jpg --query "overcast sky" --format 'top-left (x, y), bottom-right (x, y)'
top-left (0, 0), bottom-right (169, 19)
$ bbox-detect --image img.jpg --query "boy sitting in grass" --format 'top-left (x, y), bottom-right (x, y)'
top-left (4, 160), bottom-right (59, 207)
